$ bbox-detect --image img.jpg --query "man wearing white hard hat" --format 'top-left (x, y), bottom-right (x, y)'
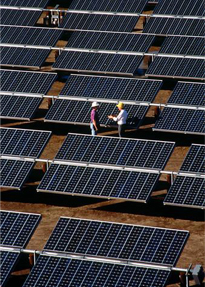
top-left (108, 102), bottom-right (128, 137)
top-left (90, 102), bottom-right (100, 135)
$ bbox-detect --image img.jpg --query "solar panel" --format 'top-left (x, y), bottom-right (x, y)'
top-left (69, 0), bottom-right (148, 14)
top-left (164, 176), bottom-right (205, 209)
top-left (167, 82), bottom-right (204, 107)
top-left (0, 127), bottom-right (51, 158)
top-left (23, 254), bottom-right (171, 287)
top-left (0, 210), bottom-right (41, 248)
top-left (1, 0), bottom-right (49, 7)
top-left (180, 144), bottom-right (205, 174)
top-left (37, 163), bottom-right (159, 202)
top-left (0, 69), bottom-right (57, 94)
top-left (44, 217), bottom-right (189, 266)
top-left (146, 57), bottom-right (204, 80)
top-left (153, 0), bottom-right (204, 16)
top-left (159, 36), bottom-right (204, 56)
top-left (0, 250), bottom-right (20, 287)
top-left (1, 26), bottom-right (62, 47)
top-left (1, 9), bottom-right (41, 26)
top-left (53, 51), bottom-right (143, 76)
top-left (66, 31), bottom-right (155, 52)
top-left (45, 100), bottom-right (148, 127)
top-left (55, 134), bottom-right (175, 170)
top-left (0, 158), bottom-right (34, 190)
top-left (0, 95), bottom-right (42, 120)
top-left (1, 47), bottom-right (50, 68)
top-left (143, 17), bottom-right (204, 37)
top-left (153, 107), bottom-right (205, 135)
top-left (59, 12), bottom-right (139, 32)
top-left (60, 74), bottom-right (162, 103)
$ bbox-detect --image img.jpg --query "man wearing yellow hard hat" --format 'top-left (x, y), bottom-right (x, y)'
top-left (108, 102), bottom-right (128, 137)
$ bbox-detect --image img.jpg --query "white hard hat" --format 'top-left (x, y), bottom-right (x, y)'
top-left (92, 102), bottom-right (99, 107)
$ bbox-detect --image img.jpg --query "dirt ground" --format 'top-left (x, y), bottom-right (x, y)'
top-left (1, 10), bottom-right (205, 287)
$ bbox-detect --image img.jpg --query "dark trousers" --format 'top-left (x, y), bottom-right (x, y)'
top-left (118, 124), bottom-right (126, 137)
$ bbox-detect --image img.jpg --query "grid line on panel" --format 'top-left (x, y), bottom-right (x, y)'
top-left (1, 9), bottom-right (41, 26)
top-left (43, 217), bottom-right (189, 266)
top-left (180, 144), bottom-right (205, 173)
top-left (0, 250), bottom-right (20, 287)
top-left (1, 0), bottom-right (50, 7)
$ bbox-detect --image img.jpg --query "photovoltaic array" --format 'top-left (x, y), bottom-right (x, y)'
top-left (37, 163), bottom-right (159, 203)
top-left (143, 17), bottom-right (204, 37)
top-left (69, 0), bottom-right (148, 14)
top-left (44, 217), bottom-right (189, 266)
top-left (1, 26), bottom-right (63, 47)
top-left (55, 134), bottom-right (175, 170)
top-left (1, 0), bottom-right (50, 7)
top-left (1, 9), bottom-right (41, 26)
top-left (45, 100), bottom-right (148, 126)
top-left (66, 31), bottom-right (155, 52)
top-left (153, 108), bottom-right (204, 135)
top-left (0, 127), bottom-right (51, 158)
top-left (0, 69), bottom-right (57, 94)
top-left (59, 12), bottom-right (139, 32)
top-left (180, 144), bottom-right (204, 173)
top-left (167, 82), bottom-right (204, 107)
top-left (0, 95), bottom-right (42, 120)
top-left (153, 0), bottom-right (204, 16)
top-left (0, 250), bottom-right (20, 287)
top-left (53, 51), bottom-right (143, 75)
top-left (1, 47), bottom-right (50, 68)
top-left (164, 176), bottom-right (204, 209)
top-left (0, 158), bottom-right (34, 190)
top-left (146, 57), bottom-right (204, 80)
top-left (159, 36), bottom-right (204, 56)
top-left (60, 75), bottom-right (162, 103)
top-left (0, 210), bottom-right (41, 248)
top-left (22, 255), bottom-right (171, 287)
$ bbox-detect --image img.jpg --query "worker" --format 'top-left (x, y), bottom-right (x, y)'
top-left (108, 102), bottom-right (128, 137)
top-left (90, 102), bottom-right (100, 136)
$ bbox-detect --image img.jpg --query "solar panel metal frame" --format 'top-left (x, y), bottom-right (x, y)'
top-left (0, 210), bottom-right (42, 248)
top-left (0, 94), bottom-right (42, 120)
top-left (153, 107), bottom-right (205, 136)
top-left (44, 99), bottom-right (148, 129)
top-left (22, 253), bottom-right (171, 287)
top-left (54, 133), bottom-right (175, 171)
top-left (0, 127), bottom-right (52, 159)
top-left (0, 157), bottom-right (35, 190)
top-left (52, 51), bottom-right (143, 76)
top-left (0, 69), bottom-right (57, 95)
top-left (179, 144), bottom-right (205, 174)
top-left (163, 175), bottom-right (205, 210)
top-left (0, 249), bottom-right (20, 287)
top-left (37, 162), bottom-right (160, 203)
top-left (59, 74), bottom-right (162, 104)
top-left (43, 217), bottom-right (189, 267)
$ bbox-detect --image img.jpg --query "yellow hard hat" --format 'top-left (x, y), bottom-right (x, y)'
top-left (117, 102), bottom-right (124, 109)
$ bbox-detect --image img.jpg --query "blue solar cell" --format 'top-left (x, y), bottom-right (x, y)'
top-left (0, 251), bottom-right (20, 287)
top-left (0, 127), bottom-right (51, 158)
top-left (0, 210), bottom-right (41, 248)
top-left (164, 176), bottom-right (205, 209)
top-left (44, 217), bottom-right (189, 266)
top-left (23, 255), bottom-right (170, 287)
top-left (60, 12), bottom-right (139, 32)
top-left (1, 0), bottom-right (49, 7)
top-left (153, 107), bottom-right (205, 135)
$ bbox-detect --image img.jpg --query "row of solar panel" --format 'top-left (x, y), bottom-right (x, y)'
top-left (1, 9), bottom-right (204, 36)
top-left (0, 210), bottom-right (189, 287)
top-left (2, 0), bottom-right (203, 17)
